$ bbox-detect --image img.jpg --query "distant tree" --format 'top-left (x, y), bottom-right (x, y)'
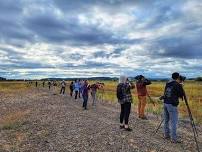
top-left (0, 77), bottom-right (6, 81)
top-left (195, 77), bottom-right (202, 81)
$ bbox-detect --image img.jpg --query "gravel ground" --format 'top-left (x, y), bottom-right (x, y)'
top-left (0, 88), bottom-right (202, 152)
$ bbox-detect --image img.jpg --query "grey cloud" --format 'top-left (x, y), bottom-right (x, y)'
top-left (149, 35), bottom-right (202, 59)
top-left (0, 0), bottom-right (201, 79)
top-left (0, 0), bottom-right (22, 15)
top-left (92, 47), bottom-right (126, 59)
top-left (69, 53), bottom-right (84, 60)
top-left (25, 11), bottom-right (138, 45)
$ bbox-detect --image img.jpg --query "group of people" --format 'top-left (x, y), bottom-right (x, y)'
top-left (117, 72), bottom-right (185, 144)
top-left (32, 72), bottom-right (185, 144)
top-left (69, 80), bottom-right (102, 109)
top-left (34, 79), bottom-right (102, 110)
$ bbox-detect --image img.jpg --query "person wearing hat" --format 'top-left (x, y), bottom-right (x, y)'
top-left (136, 75), bottom-right (151, 120)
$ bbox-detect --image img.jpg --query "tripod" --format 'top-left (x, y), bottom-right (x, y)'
top-left (153, 90), bottom-right (200, 152)
top-left (183, 90), bottom-right (200, 152)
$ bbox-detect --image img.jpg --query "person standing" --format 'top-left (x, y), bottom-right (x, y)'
top-left (53, 80), bottom-right (57, 95)
top-left (117, 76), bottom-right (135, 131)
top-left (136, 75), bottom-right (151, 120)
top-left (82, 80), bottom-right (90, 110)
top-left (48, 81), bottom-right (51, 90)
top-left (42, 81), bottom-right (45, 87)
top-left (163, 72), bottom-right (184, 143)
top-left (78, 80), bottom-right (82, 98)
top-left (69, 81), bottom-right (74, 97)
top-left (74, 80), bottom-right (80, 100)
top-left (90, 82), bottom-right (99, 106)
top-left (60, 80), bottom-right (66, 95)
top-left (35, 81), bottom-right (38, 87)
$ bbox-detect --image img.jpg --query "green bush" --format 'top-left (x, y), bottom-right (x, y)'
top-left (195, 77), bottom-right (202, 81)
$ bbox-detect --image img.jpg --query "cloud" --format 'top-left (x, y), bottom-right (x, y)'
top-left (0, 0), bottom-right (201, 79)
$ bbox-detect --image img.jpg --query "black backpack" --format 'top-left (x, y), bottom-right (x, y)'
top-left (117, 84), bottom-right (124, 100)
top-left (164, 81), bottom-right (175, 99)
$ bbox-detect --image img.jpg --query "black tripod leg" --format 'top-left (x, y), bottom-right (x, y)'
top-left (190, 118), bottom-right (198, 137)
top-left (184, 92), bottom-right (200, 151)
top-left (153, 118), bottom-right (164, 135)
top-left (191, 122), bottom-right (200, 152)
top-left (187, 107), bottom-right (198, 136)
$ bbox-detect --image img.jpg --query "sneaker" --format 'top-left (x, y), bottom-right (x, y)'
top-left (171, 139), bottom-right (182, 144)
top-left (164, 136), bottom-right (170, 140)
top-left (120, 125), bottom-right (124, 129)
top-left (140, 116), bottom-right (148, 120)
top-left (124, 127), bottom-right (132, 132)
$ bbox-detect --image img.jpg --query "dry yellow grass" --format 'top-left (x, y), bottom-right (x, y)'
top-left (96, 80), bottom-right (202, 123)
top-left (0, 81), bottom-right (30, 93)
top-left (0, 110), bottom-right (30, 130)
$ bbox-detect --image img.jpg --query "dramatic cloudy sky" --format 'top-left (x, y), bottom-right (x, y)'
top-left (0, 0), bottom-right (202, 79)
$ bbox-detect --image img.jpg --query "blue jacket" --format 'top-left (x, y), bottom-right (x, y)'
top-left (74, 82), bottom-right (80, 91)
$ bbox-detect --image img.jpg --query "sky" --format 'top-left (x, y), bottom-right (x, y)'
top-left (0, 0), bottom-right (202, 79)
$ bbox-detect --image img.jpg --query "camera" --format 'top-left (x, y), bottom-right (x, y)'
top-left (179, 75), bottom-right (186, 82)
top-left (135, 75), bottom-right (144, 80)
top-left (159, 96), bottom-right (165, 100)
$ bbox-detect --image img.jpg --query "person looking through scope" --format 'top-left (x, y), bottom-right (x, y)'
top-left (162, 72), bottom-right (185, 143)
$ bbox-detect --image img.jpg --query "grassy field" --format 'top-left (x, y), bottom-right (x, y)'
top-left (1, 80), bottom-right (202, 124)
top-left (95, 80), bottom-right (202, 124)
top-left (0, 81), bottom-right (30, 93)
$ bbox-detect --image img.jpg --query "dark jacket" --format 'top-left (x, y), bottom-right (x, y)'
top-left (90, 84), bottom-right (99, 92)
top-left (82, 84), bottom-right (90, 97)
top-left (163, 80), bottom-right (184, 106)
top-left (70, 83), bottom-right (74, 90)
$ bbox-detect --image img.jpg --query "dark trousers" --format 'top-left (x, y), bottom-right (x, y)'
top-left (49, 86), bottom-right (51, 90)
top-left (70, 89), bottom-right (73, 96)
top-left (79, 89), bottom-right (81, 98)
top-left (120, 102), bottom-right (131, 125)
top-left (60, 87), bottom-right (65, 94)
top-left (83, 96), bottom-right (88, 109)
top-left (75, 91), bottom-right (78, 99)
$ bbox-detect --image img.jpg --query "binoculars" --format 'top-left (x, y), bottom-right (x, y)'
top-left (179, 75), bottom-right (186, 82)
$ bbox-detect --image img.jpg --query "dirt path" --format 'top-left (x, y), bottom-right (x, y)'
top-left (0, 88), bottom-right (201, 152)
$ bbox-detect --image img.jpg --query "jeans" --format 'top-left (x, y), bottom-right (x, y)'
top-left (164, 103), bottom-right (178, 141)
top-left (83, 96), bottom-right (88, 109)
top-left (75, 91), bottom-right (78, 99)
top-left (120, 102), bottom-right (131, 125)
top-left (79, 89), bottom-right (81, 98)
